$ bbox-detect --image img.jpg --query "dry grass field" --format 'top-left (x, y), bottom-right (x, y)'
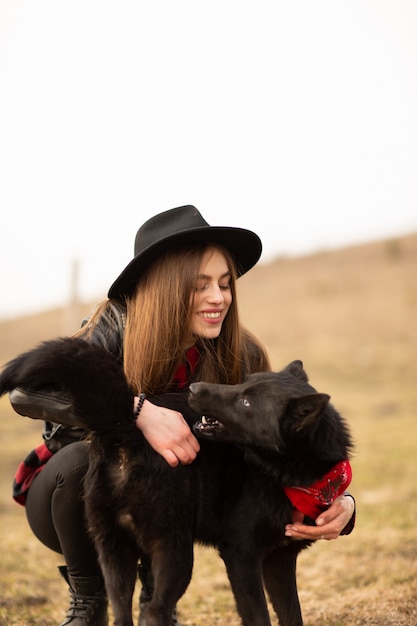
top-left (0, 233), bottom-right (416, 625)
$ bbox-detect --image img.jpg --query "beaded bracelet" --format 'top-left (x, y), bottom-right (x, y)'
top-left (133, 393), bottom-right (146, 421)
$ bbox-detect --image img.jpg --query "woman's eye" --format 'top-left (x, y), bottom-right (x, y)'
top-left (194, 282), bottom-right (230, 292)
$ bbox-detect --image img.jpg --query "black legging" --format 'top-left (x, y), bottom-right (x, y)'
top-left (25, 441), bottom-right (102, 579)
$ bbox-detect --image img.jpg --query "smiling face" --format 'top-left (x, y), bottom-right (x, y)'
top-left (186, 247), bottom-right (233, 347)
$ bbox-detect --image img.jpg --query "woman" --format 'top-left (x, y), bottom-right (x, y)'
top-left (9, 205), bottom-right (355, 626)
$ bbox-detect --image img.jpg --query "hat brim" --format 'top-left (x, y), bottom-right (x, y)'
top-left (108, 226), bottom-right (262, 300)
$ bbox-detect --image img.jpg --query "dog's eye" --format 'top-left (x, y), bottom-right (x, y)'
top-left (239, 397), bottom-right (251, 408)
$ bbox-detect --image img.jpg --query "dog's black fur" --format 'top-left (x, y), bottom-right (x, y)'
top-left (0, 338), bottom-right (353, 626)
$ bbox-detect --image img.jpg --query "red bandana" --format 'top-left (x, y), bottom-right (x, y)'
top-left (284, 459), bottom-right (352, 519)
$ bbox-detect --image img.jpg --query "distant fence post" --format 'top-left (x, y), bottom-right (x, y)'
top-left (64, 259), bottom-right (81, 334)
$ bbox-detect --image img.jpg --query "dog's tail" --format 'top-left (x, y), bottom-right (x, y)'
top-left (0, 338), bottom-right (134, 434)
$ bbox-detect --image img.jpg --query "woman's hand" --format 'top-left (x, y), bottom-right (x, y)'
top-left (134, 397), bottom-right (200, 467)
top-left (285, 494), bottom-right (355, 541)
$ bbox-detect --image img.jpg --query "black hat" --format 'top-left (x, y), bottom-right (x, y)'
top-left (108, 205), bottom-right (262, 300)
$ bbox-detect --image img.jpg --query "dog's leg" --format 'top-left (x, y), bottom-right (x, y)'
top-left (84, 470), bottom-right (139, 626)
top-left (145, 539), bottom-right (194, 626)
top-left (86, 498), bottom-right (139, 626)
top-left (220, 547), bottom-right (272, 626)
top-left (95, 532), bottom-right (139, 626)
top-left (262, 547), bottom-right (303, 626)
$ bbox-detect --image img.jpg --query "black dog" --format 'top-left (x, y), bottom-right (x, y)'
top-left (0, 338), bottom-right (353, 626)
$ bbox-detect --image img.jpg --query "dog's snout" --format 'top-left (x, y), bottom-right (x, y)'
top-left (189, 383), bottom-right (199, 395)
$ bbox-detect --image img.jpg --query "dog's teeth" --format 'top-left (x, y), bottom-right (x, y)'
top-left (202, 416), bottom-right (208, 424)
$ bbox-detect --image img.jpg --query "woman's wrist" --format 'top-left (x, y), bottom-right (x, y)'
top-left (133, 393), bottom-right (146, 424)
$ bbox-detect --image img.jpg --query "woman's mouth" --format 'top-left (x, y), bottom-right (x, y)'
top-left (198, 311), bottom-right (222, 322)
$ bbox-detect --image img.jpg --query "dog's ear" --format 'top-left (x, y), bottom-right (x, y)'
top-left (285, 360), bottom-right (309, 382)
top-left (288, 393), bottom-right (330, 431)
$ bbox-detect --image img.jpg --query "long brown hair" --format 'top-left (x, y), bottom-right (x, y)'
top-left (123, 243), bottom-right (270, 394)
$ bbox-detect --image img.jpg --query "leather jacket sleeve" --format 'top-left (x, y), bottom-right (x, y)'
top-left (8, 301), bottom-right (126, 438)
top-left (9, 387), bottom-right (86, 429)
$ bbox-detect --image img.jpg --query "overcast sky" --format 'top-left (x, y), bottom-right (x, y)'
top-left (0, 0), bottom-right (416, 319)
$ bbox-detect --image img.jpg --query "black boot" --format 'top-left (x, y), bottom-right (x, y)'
top-left (137, 562), bottom-right (182, 626)
top-left (58, 565), bottom-right (108, 626)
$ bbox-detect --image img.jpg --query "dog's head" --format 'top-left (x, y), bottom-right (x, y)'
top-left (189, 360), bottom-right (342, 456)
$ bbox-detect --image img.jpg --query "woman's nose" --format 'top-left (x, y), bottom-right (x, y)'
top-left (207, 284), bottom-right (224, 302)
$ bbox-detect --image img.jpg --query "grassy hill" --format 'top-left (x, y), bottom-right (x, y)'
top-left (1, 232), bottom-right (416, 625)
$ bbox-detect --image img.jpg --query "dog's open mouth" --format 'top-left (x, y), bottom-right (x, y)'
top-left (193, 415), bottom-right (225, 437)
